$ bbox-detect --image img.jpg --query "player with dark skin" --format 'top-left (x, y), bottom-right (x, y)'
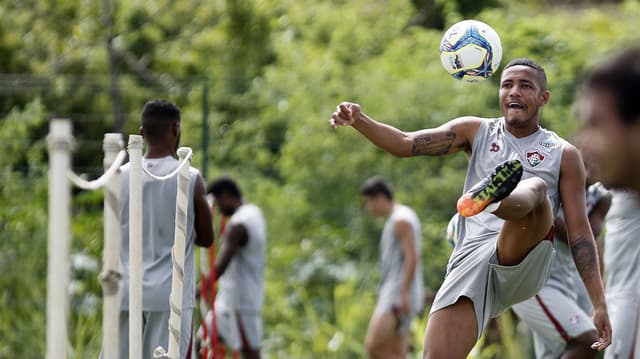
top-left (211, 190), bottom-right (249, 280)
top-left (330, 60), bottom-right (611, 358)
top-left (208, 179), bottom-right (264, 359)
top-left (112, 99), bottom-right (214, 359)
top-left (140, 103), bottom-right (213, 248)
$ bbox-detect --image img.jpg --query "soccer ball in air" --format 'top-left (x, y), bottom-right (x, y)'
top-left (439, 20), bottom-right (502, 82)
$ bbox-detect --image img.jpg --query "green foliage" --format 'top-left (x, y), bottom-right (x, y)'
top-left (2, 0), bottom-right (640, 357)
top-left (0, 101), bottom-right (48, 358)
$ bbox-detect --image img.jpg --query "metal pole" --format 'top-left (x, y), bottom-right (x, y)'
top-left (100, 133), bottom-right (123, 359)
top-left (201, 82), bottom-right (209, 179)
top-left (128, 134), bottom-right (144, 359)
top-left (46, 119), bottom-right (74, 359)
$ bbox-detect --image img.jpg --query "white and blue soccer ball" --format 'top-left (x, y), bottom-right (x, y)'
top-left (440, 19), bottom-right (503, 82)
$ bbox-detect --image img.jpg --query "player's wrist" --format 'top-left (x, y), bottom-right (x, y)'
top-left (592, 300), bottom-right (607, 311)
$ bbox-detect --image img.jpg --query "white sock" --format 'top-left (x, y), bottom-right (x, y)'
top-left (483, 201), bottom-right (501, 213)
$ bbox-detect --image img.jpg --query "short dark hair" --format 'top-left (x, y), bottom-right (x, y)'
top-left (360, 177), bottom-right (393, 200)
top-left (141, 99), bottom-right (181, 142)
top-left (208, 176), bottom-right (242, 199)
top-left (585, 47), bottom-right (640, 125)
top-left (503, 58), bottom-right (548, 90)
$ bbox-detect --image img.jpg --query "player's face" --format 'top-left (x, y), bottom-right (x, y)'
top-left (214, 192), bottom-right (236, 217)
top-left (499, 66), bottom-right (549, 128)
top-left (363, 195), bottom-right (386, 218)
top-left (578, 88), bottom-right (638, 189)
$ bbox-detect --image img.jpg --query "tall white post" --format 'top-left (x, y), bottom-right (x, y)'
top-left (46, 119), bottom-right (74, 359)
top-left (100, 133), bottom-right (123, 359)
top-left (128, 135), bottom-right (144, 359)
top-left (165, 147), bottom-right (191, 359)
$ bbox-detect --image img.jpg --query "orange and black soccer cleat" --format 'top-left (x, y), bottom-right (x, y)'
top-left (457, 159), bottom-right (523, 217)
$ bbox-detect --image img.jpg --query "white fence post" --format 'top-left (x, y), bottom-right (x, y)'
top-left (128, 134), bottom-right (144, 359)
top-left (165, 147), bottom-right (191, 358)
top-left (100, 133), bottom-right (124, 359)
top-left (46, 119), bottom-right (74, 359)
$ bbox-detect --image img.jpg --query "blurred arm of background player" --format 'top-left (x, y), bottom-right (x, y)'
top-left (214, 223), bottom-right (248, 280)
top-left (193, 173), bottom-right (215, 247)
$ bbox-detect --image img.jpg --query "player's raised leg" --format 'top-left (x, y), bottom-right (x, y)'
top-left (456, 159), bottom-right (553, 266)
top-left (493, 177), bottom-right (553, 266)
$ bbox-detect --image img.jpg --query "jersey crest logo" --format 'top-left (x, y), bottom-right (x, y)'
top-left (526, 150), bottom-right (545, 167)
top-left (489, 142), bottom-right (500, 152)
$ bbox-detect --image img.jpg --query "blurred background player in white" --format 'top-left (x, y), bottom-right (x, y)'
top-left (512, 160), bottom-right (611, 359)
top-left (360, 177), bottom-right (424, 359)
top-left (602, 190), bottom-right (640, 358)
top-left (330, 58), bottom-right (612, 358)
top-left (117, 99), bottom-right (214, 359)
top-left (577, 46), bottom-right (640, 358)
top-left (203, 176), bottom-right (266, 359)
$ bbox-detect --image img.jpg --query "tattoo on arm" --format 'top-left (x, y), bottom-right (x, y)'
top-left (411, 131), bottom-right (456, 156)
top-left (571, 236), bottom-right (599, 282)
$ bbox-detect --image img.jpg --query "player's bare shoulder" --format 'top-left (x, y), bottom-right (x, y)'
top-left (560, 142), bottom-right (583, 173)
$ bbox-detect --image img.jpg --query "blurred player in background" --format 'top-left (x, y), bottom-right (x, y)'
top-left (199, 177), bottom-right (266, 359)
top-left (360, 177), bottom-right (424, 359)
top-left (577, 46), bottom-right (640, 359)
top-left (601, 190), bottom-right (640, 358)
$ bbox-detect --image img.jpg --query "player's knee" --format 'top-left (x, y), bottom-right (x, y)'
top-left (528, 177), bottom-right (548, 202)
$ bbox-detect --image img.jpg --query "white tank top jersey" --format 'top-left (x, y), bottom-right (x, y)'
top-left (547, 182), bottom-right (609, 298)
top-left (378, 204), bottom-right (425, 313)
top-left (217, 203), bottom-right (266, 312)
top-left (604, 190), bottom-right (640, 295)
top-left (452, 118), bottom-right (568, 268)
top-left (119, 156), bottom-right (199, 311)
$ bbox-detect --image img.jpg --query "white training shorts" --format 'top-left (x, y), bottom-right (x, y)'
top-left (605, 290), bottom-right (640, 359)
top-left (201, 306), bottom-right (263, 351)
top-left (512, 285), bottom-right (595, 359)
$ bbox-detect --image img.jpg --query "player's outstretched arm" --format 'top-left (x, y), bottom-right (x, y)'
top-left (329, 101), bottom-right (480, 157)
top-left (560, 144), bottom-right (612, 351)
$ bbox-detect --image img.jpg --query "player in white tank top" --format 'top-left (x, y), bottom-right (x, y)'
top-left (602, 191), bottom-right (640, 359)
top-left (577, 47), bottom-right (640, 358)
top-left (359, 177), bottom-right (424, 359)
top-left (114, 99), bottom-right (214, 359)
top-left (204, 176), bottom-right (266, 359)
top-left (331, 58), bottom-right (612, 357)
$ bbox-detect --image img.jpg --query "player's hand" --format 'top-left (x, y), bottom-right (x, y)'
top-left (329, 102), bottom-right (362, 128)
top-left (590, 305), bottom-right (612, 351)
